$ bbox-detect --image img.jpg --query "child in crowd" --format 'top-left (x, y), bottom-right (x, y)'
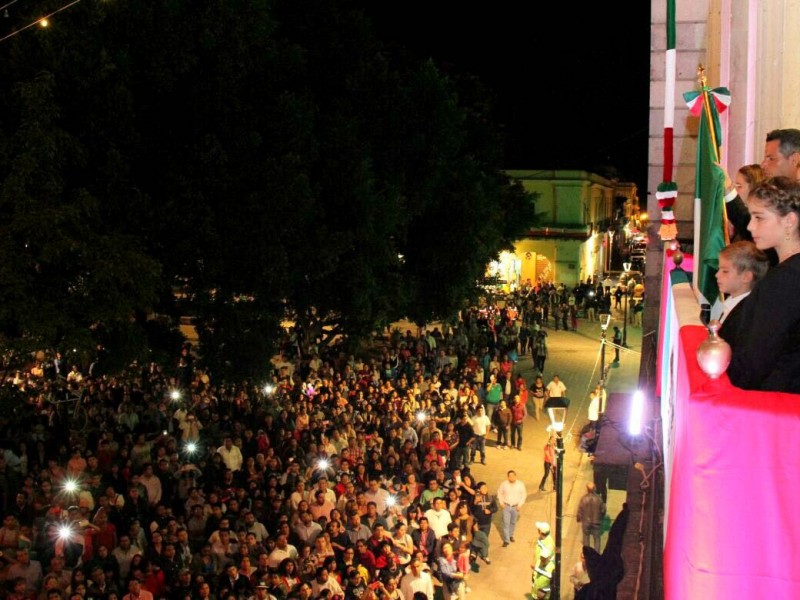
top-left (456, 541), bottom-right (472, 593)
top-left (716, 241), bottom-right (769, 351)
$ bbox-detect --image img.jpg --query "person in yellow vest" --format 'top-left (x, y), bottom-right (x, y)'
top-left (532, 545), bottom-right (555, 599)
top-left (531, 521), bottom-right (556, 566)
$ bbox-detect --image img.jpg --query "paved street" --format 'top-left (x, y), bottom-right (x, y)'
top-left (463, 309), bottom-right (642, 599)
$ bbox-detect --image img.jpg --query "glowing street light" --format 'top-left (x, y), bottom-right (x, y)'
top-left (629, 390), bottom-right (645, 436)
top-left (547, 402), bottom-right (568, 600)
top-left (599, 312), bottom-right (612, 382)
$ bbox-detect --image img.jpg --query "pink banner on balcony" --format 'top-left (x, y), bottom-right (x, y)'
top-left (663, 325), bottom-right (800, 599)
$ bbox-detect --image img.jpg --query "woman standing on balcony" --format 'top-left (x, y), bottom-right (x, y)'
top-left (728, 177), bottom-right (800, 393)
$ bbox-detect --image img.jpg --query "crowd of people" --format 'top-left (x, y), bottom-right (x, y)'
top-left (0, 280), bottom-right (630, 600)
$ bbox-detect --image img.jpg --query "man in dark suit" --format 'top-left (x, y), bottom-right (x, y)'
top-left (220, 563), bottom-right (253, 598)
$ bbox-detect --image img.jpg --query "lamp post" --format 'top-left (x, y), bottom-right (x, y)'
top-left (599, 312), bottom-right (611, 382)
top-left (547, 401), bottom-right (568, 600)
top-left (622, 262), bottom-right (631, 347)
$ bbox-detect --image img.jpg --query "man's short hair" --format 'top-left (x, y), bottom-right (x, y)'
top-left (766, 128), bottom-right (800, 157)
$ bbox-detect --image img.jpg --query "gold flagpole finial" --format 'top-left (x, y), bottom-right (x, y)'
top-left (697, 64), bottom-right (707, 88)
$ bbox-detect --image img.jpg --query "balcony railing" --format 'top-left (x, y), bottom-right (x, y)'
top-left (660, 252), bottom-right (800, 599)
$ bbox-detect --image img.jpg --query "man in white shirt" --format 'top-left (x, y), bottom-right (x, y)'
top-left (423, 497), bottom-right (452, 539)
top-left (497, 470), bottom-right (527, 547)
top-left (401, 557), bottom-right (435, 600)
top-left (242, 510), bottom-right (269, 543)
top-left (470, 405), bottom-right (492, 465)
top-left (216, 437), bottom-right (243, 472)
top-left (267, 534), bottom-right (298, 571)
top-left (364, 478), bottom-right (391, 515)
top-left (545, 375), bottom-right (567, 400)
top-left (293, 511), bottom-right (322, 547)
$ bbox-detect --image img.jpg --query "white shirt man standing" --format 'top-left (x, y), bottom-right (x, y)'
top-left (400, 557), bottom-right (435, 600)
top-left (216, 437), bottom-right (243, 472)
top-left (470, 405), bottom-right (492, 465)
top-left (545, 375), bottom-right (567, 399)
top-left (496, 470), bottom-right (527, 547)
top-left (423, 497), bottom-right (452, 539)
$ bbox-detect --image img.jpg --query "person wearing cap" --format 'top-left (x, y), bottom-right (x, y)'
top-left (531, 522), bottom-right (556, 569)
top-left (531, 546), bottom-right (555, 599)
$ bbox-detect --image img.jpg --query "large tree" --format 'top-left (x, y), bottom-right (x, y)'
top-left (0, 0), bottom-right (536, 379)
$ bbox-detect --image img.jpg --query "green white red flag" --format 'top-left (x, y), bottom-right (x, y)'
top-left (682, 82), bottom-right (730, 309)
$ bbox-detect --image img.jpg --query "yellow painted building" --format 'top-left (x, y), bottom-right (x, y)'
top-left (497, 170), bottom-right (640, 287)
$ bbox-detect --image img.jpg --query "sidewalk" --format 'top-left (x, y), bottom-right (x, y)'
top-left (464, 309), bottom-right (642, 599)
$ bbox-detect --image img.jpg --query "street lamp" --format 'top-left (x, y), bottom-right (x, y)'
top-left (599, 312), bottom-right (611, 382)
top-left (548, 401), bottom-right (568, 600)
top-left (622, 262), bottom-right (632, 347)
top-left (606, 229), bottom-right (615, 274)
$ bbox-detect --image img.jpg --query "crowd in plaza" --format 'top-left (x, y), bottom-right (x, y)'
top-left (0, 278), bottom-right (639, 600)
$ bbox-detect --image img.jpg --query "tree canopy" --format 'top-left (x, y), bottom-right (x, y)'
top-left (0, 0), bottom-right (537, 379)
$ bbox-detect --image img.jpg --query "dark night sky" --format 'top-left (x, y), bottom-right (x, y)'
top-left (356, 2), bottom-right (652, 191)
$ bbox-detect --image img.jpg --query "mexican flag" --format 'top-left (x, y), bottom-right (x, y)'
top-left (684, 85), bottom-right (730, 311)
